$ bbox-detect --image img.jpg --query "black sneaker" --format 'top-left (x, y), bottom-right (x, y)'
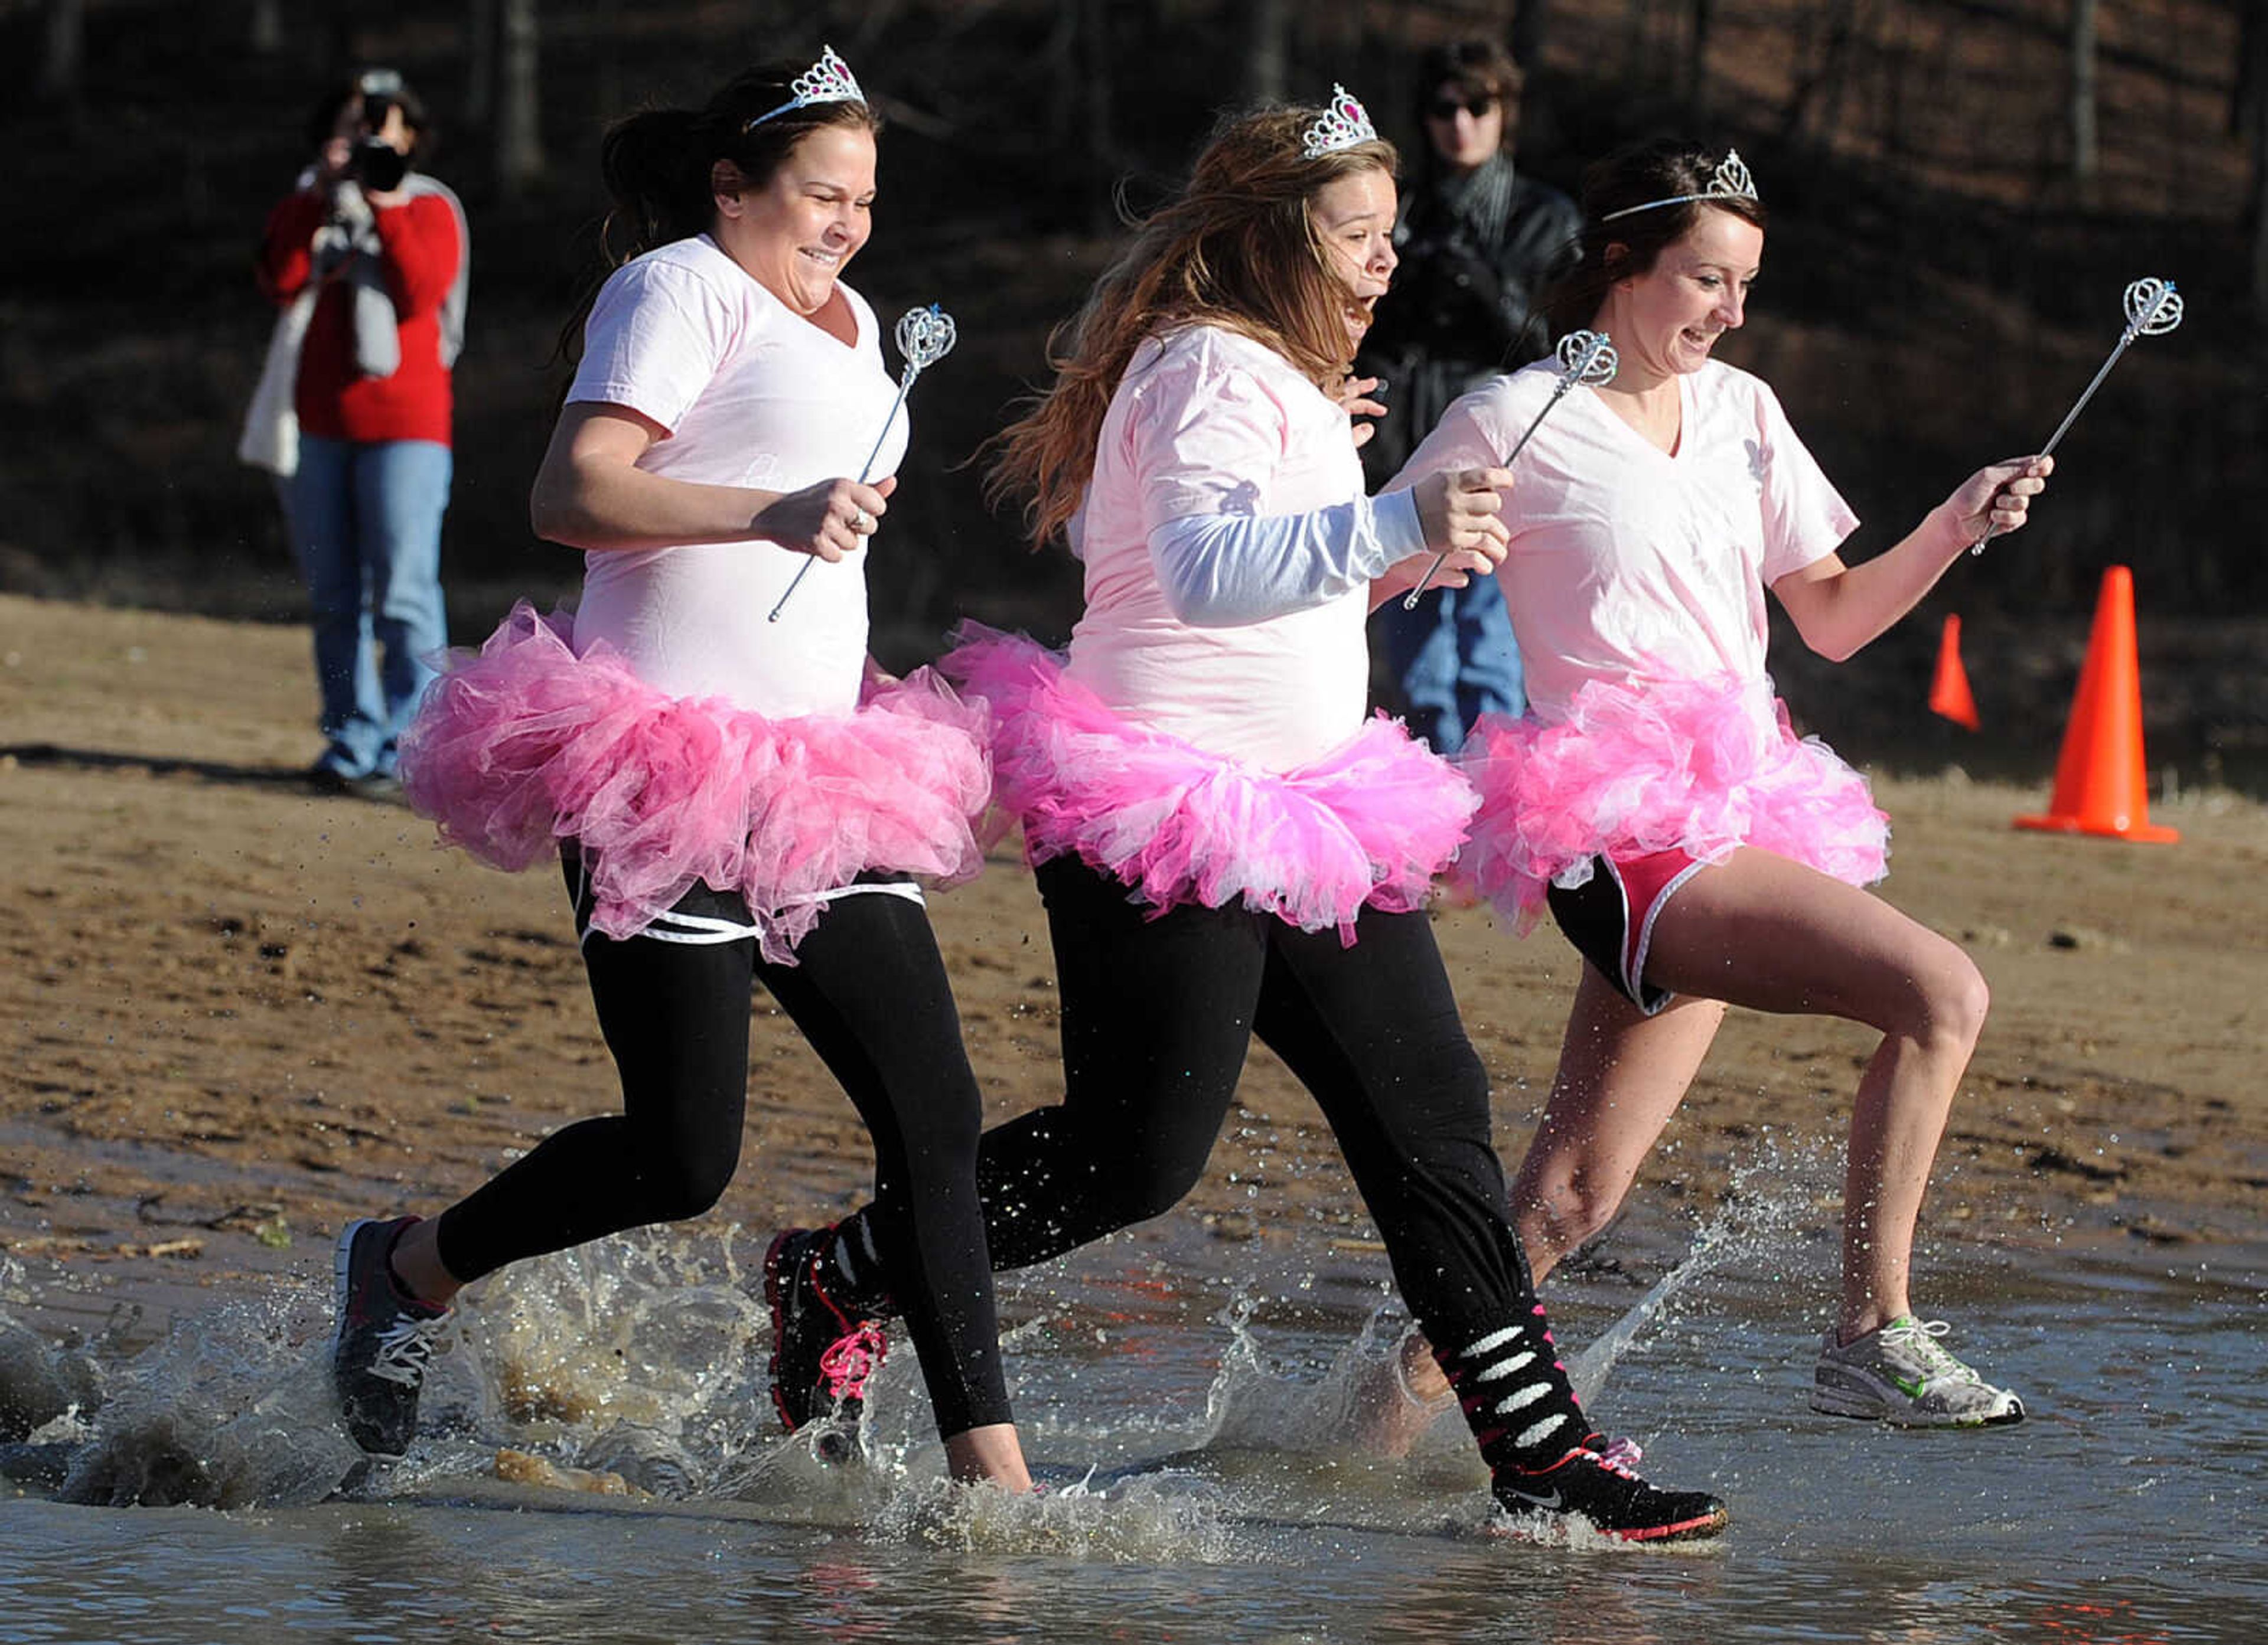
top-left (331, 1217), bottom-right (450, 1457)
top-left (1493, 1441), bottom-right (1729, 1543)
top-left (764, 1226), bottom-right (888, 1462)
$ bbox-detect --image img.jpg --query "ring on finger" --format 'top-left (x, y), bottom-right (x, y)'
top-left (850, 508), bottom-right (874, 534)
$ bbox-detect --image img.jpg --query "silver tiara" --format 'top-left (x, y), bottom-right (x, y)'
top-left (1598, 149), bottom-right (1758, 222)
top-left (1302, 84), bottom-right (1380, 158)
top-left (744, 45), bottom-right (866, 132)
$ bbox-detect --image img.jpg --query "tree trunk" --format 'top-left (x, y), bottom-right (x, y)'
top-left (464, 0), bottom-right (498, 132)
top-left (496, 0), bottom-right (544, 198)
top-left (1511, 0), bottom-right (1549, 72)
top-left (1686, 0), bottom-right (1715, 111)
top-left (2070, 0), bottom-right (2100, 200)
top-left (40, 0), bottom-right (85, 102)
top-left (1623, 0), bottom-right (1651, 83)
top-left (1246, 0), bottom-right (1293, 107)
top-left (1785, 0), bottom-right (1864, 142)
top-left (2248, 6), bottom-right (2268, 308)
top-left (1080, 0), bottom-right (1114, 234)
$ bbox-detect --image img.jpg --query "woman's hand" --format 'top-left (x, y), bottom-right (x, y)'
top-left (1333, 374), bottom-right (1388, 449)
top-left (861, 653), bottom-right (902, 697)
top-left (752, 474), bottom-right (898, 561)
top-left (1397, 464), bottom-right (1506, 585)
top-left (1932, 455), bottom-right (2053, 553)
top-left (1384, 466), bottom-right (1513, 592)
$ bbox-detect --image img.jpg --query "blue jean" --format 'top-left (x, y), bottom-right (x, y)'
top-left (283, 437), bottom-right (451, 778)
top-left (1370, 580), bottom-right (1524, 754)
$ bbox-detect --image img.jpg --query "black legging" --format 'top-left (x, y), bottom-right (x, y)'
top-left (846, 854), bottom-right (1549, 1367)
top-left (432, 860), bottom-right (1012, 1438)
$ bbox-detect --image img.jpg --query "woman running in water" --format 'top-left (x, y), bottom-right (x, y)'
top-left (328, 51), bottom-right (1031, 1491)
top-left (762, 91), bottom-right (1728, 1542)
top-left (1384, 138), bottom-right (2044, 1431)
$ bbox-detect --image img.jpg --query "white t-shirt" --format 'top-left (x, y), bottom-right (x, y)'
top-left (1387, 357), bottom-right (1858, 723)
top-left (566, 236), bottom-right (908, 716)
top-left (1065, 325), bottom-right (1375, 770)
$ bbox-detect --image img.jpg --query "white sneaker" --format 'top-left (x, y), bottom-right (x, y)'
top-left (1812, 1316), bottom-right (2025, 1427)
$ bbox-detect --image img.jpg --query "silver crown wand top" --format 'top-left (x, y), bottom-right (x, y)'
top-left (1970, 276), bottom-right (2183, 556)
top-left (767, 303), bottom-right (959, 622)
top-left (1402, 329), bottom-right (1619, 609)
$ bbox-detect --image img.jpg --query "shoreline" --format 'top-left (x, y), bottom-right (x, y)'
top-left (4, 592), bottom-right (2264, 1350)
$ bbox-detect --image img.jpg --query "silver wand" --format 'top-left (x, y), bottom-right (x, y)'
top-left (1401, 328), bottom-right (1619, 609)
top-left (767, 303), bottom-right (959, 622)
top-left (1970, 276), bottom-right (2183, 556)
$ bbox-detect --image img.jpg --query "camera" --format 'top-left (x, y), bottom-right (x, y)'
top-left (346, 138), bottom-right (408, 192)
top-left (344, 68), bottom-right (409, 192)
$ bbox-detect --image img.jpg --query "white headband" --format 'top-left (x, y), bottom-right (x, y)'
top-left (1598, 149), bottom-right (1758, 223)
top-left (744, 45), bottom-right (865, 132)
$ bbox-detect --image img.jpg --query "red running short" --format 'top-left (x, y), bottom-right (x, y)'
top-left (1543, 847), bottom-right (1707, 1017)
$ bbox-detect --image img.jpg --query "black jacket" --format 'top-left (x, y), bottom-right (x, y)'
top-left (1357, 158), bottom-right (1582, 487)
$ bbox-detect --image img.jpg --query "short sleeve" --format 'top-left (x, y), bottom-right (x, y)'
top-left (1126, 336), bottom-right (1293, 533)
top-left (567, 258), bottom-right (750, 436)
top-left (1752, 378), bottom-right (1859, 583)
top-left (1381, 375), bottom-right (1526, 495)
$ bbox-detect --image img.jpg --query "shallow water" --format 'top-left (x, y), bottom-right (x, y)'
top-left (3, 1169), bottom-right (2263, 1644)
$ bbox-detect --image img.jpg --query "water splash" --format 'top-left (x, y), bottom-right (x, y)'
top-left (1149, 1134), bottom-right (1837, 1476)
top-left (1564, 1133), bottom-right (1836, 1406)
top-left (444, 1225), bottom-right (773, 1499)
top-left (55, 1290), bottom-right (363, 1509)
top-left (873, 1470), bottom-right (1241, 1562)
top-left (0, 1149), bottom-right (1826, 1545)
top-left (0, 1254), bottom-right (106, 1444)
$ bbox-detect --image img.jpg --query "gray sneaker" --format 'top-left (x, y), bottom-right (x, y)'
top-left (332, 1217), bottom-right (451, 1456)
top-left (1812, 1316), bottom-right (2024, 1427)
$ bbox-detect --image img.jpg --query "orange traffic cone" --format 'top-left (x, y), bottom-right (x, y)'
top-left (2014, 565), bottom-right (2178, 843)
top-left (1929, 613), bottom-right (1980, 730)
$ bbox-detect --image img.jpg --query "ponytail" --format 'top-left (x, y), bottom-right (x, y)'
top-left (549, 56), bottom-right (883, 376)
top-left (598, 108), bottom-right (712, 265)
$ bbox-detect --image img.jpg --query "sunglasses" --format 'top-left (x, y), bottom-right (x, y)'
top-left (1426, 94), bottom-right (1498, 121)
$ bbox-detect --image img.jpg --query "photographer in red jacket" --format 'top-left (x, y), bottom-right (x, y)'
top-left (246, 69), bottom-right (468, 797)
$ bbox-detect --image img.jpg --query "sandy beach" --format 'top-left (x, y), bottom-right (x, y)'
top-left (3, 592), bottom-right (2264, 1334)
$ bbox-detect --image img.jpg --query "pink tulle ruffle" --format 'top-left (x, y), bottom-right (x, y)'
top-left (943, 624), bottom-right (1475, 942)
top-left (1456, 673), bottom-right (1889, 931)
top-left (397, 602), bottom-right (990, 962)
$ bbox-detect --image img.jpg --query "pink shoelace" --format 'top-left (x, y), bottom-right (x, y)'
top-left (816, 1321), bottom-right (888, 1401)
top-left (1595, 1437), bottom-right (1644, 1473)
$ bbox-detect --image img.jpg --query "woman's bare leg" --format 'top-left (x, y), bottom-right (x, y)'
top-left (945, 1424), bottom-right (1033, 1490)
top-left (1512, 970), bottom-right (1727, 1285)
top-left (1641, 848), bottom-right (1990, 1340)
top-left (1386, 970), bottom-right (1723, 1416)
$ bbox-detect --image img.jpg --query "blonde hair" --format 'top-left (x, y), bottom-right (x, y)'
top-left (989, 105), bottom-right (1397, 549)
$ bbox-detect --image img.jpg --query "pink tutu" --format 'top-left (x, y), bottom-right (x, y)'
top-left (398, 602), bottom-right (991, 963)
top-left (943, 624), bottom-right (1475, 943)
top-left (1455, 673), bottom-right (1889, 931)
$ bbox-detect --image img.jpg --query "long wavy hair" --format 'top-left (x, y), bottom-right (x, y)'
top-left (1540, 137), bottom-right (1768, 339)
top-left (989, 104), bottom-right (1397, 550)
top-left (553, 59), bottom-right (884, 369)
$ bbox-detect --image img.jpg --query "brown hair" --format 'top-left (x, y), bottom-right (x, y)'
top-left (595, 61), bottom-right (882, 267)
top-left (552, 58), bottom-right (883, 371)
top-left (988, 104), bottom-right (1397, 550)
top-left (1540, 137), bottom-right (1768, 337)
top-left (1415, 39), bottom-right (1524, 124)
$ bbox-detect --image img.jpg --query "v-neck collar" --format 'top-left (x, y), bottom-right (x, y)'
top-left (1583, 370), bottom-right (1690, 463)
top-left (701, 233), bottom-right (866, 352)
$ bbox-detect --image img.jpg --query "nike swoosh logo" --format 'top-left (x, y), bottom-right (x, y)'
top-left (1502, 1487), bottom-right (1562, 1510)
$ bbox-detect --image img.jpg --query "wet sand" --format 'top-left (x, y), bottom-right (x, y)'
top-left (3, 592), bottom-right (2264, 1335)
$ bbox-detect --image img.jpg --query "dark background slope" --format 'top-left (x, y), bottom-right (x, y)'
top-left (2, 0), bottom-right (2260, 784)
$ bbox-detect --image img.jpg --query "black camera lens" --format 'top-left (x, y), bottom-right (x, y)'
top-left (349, 138), bottom-right (409, 192)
